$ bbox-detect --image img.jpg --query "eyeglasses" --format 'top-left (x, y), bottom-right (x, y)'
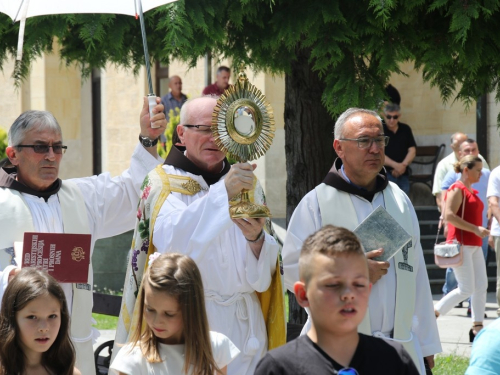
top-left (15, 144), bottom-right (67, 154)
top-left (339, 136), bottom-right (389, 149)
top-left (385, 115), bottom-right (399, 120)
top-left (337, 368), bottom-right (359, 375)
top-left (184, 124), bottom-right (212, 134)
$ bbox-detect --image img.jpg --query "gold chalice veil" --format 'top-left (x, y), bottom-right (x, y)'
top-left (212, 70), bottom-right (275, 218)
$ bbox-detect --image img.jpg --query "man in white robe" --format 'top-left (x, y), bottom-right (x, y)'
top-left (150, 97), bottom-right (280, 375)
top-left (282, 108), bottom-right (441, 375)
top-left (0, 98), bottom-right (166, 375)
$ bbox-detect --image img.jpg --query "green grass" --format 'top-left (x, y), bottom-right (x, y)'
top-left (92, 313), bottom-right (118, 330)
top-left (433, 355), bottom-right (470, 375)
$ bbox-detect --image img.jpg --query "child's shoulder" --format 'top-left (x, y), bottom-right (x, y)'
top-left (109, 342), bottom-right (148, 375)
top-left (358, 333), bottom-right (408, 355)
top-left (116, 342), bottom-right (143, 356)
top-left (255, 335), bottom-right (315, 374)
top-left (209, 330), bottom-right (234, 349)
top-left (209, 331), bottom-right (241, 368)
top-left (266, 334), bottom-right (311, 359)
top-left (356, 334), bottom-right (418, 373)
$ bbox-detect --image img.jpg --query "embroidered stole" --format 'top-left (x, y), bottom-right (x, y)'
top-left (114, 165), bottom-right (286, 357)
top-left (315, 182), bottom-right (419, 368)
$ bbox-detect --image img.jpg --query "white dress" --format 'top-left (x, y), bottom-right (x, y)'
top-left (153, 164), bottom-right (280, 375)
top-left (109, 331), bottom-right (240, 375)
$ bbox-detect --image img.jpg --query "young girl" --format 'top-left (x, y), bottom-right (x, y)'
top-left (110, 252), bottom-right (240, 375)
top-left (0, 268), bottom-right (81, 375)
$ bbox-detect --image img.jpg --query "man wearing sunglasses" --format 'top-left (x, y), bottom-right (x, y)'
top-left (283, 108), bottom-right (441, 374)
top-left (382, 103), bottom-right (417, 195)
top-left (0, 97), bottom-right (167, 375)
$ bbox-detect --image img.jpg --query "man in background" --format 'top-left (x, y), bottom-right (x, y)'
top-left (160, 75), bottom-right (187, 149)
top-left (433, 132), bottom-right (489, 208)
top-left (202, 66), bottom-right (231, 96)
top-left (382, 103), bottom-right (416, 195)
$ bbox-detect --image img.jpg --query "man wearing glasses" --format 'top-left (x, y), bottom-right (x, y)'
top-left (382, 103), bottom-right (417, 195)
top-left (0, 98), bottom-right (166, 375)
top-left (115, 96), bottom-right (279, 375)
top-left (282, 108), bottom-right (441, 375)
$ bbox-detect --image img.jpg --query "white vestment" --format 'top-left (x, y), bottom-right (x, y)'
top-left (153, 164), bottom-right (280, 375)
top-left (0, 144), bottom-right (161, 375)
top-left (282, 183), bottom-right (441, 375)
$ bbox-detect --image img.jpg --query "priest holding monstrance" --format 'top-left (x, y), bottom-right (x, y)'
top-left (115, 71), bottom-right (286, 374)
top-left (0, 98), bottom-right (167, 375)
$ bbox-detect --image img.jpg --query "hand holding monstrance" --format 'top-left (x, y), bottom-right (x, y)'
top-left (212, 69), bottom-right (275, 218)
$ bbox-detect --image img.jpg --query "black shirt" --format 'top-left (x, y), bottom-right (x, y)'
top-left (383, 122), bottom-right (417, 176)
top-left (254, 334), bottom-right (419, 375)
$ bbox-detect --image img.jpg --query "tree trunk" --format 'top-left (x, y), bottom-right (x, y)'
top-left (284, 48), bottom-right (336, 325)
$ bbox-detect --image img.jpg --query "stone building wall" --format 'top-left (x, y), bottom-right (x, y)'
top-left (389, 62), bottom-right (478, 159)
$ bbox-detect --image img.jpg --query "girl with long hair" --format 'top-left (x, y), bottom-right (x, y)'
top-left (0, 268), bottom-right (80, 375)
top-left (110, 253), bottom-right (239, 374)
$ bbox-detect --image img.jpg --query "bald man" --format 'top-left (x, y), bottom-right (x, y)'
top-left (161, 75), bottom-right (188, 122)
top-left (115, 97), bottom-right (280, 375)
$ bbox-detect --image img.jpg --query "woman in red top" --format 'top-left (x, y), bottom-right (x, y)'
top-left (434, 155), bottom-right (490, 341)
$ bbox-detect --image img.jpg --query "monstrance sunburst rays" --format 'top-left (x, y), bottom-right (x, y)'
top-left (211, 69), bottom-right (276, 218)
top-left (212, 71), bottom-right (275, 162)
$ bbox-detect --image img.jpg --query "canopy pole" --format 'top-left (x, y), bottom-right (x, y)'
top-left (13, 0), bottom-right (26, 22)
top-left (137, 0), bottom-right (154, 95)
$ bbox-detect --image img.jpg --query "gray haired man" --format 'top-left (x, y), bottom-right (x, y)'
top-left (283, 108), bottom-right (441, 374)
top-left (0, 97), bottom-right (166, 375)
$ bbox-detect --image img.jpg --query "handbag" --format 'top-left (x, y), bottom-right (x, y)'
top-left (434, 192), bottom-right (465, 268)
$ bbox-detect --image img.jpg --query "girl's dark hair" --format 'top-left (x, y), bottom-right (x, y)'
top-left (129, 253), bottom-right (221, 374)
top-left (0, 268), bottom-right (75, 375)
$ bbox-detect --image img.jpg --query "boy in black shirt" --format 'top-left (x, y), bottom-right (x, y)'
top-left (255, 225), bottom-right (419, 375)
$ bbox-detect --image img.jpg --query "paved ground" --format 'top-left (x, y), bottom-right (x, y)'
top-left (433, 291), bottom-right (498, 358)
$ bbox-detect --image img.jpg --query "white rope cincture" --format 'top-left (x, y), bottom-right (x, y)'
top-left (205, 290), bottom-right (260, 355)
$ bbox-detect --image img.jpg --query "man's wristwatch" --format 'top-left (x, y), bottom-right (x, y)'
top-left (138, 135), bottom-right (159, 148)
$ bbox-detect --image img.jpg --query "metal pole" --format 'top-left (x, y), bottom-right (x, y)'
top-left (137, 0), bottom-right (154, 95)
top-left (13, 0), bottom-right (26, 22)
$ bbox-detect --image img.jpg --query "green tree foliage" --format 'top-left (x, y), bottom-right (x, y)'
top-left (2, 0), bottom-right (499, 324)
top-left (1, 1), bottom-right (500, 115)
top-left (0, 126), bottom-right (7, 160)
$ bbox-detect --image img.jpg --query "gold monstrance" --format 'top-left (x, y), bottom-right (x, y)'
top-left (212, 69), bottom-right (276, 218)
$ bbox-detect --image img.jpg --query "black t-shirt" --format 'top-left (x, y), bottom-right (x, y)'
top-left (254, 334), bottom-right (419, 375)
top-left (383, 122), bottom-right (417, 175)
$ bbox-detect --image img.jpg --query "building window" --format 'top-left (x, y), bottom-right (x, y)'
top-left (155, 61), bottom-right (169, 97)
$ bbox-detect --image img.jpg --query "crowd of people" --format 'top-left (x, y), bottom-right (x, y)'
top-left (0, 73), bottom-right (499, 375)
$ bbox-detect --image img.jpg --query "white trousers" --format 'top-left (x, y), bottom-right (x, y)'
top-left (435, 245), bottom-right (488, 322)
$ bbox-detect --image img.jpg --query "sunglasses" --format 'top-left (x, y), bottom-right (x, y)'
top-left (15, 144), bottom-right (68, 154)
top-left (385, 115), bottom-right (399, 120)
top-left (337, 368), bottom-right (359, 375)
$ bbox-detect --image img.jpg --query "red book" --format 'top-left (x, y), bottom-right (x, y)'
top-left (17, 232), bottom-right (91, 283)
